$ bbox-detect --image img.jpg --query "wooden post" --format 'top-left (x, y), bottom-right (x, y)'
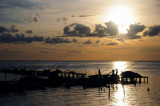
top-left (131, 78), bottom-right (133, 83)
top-left (64, 72), bottom-right (66, 78)
top-left (139, 77), bottom-right (141, 83)
top-left (76, 74), bottom-right (79, 79)
top-left (68, 73), bottom-right (70, 78)
top-left (147, 77), bottom-right (148, 83)
top-left (121, 77), bottom-right (123, 83)
top-left (144, 78), bottom-right (145, 83)
top-left (5, 70), bottom-right (6, 81)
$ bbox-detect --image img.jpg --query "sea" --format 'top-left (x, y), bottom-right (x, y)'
top-left (0, 61), bottom-right (160, 106)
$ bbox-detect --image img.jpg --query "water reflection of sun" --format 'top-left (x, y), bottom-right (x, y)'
top-left (114, 61), bottom-right (127, 75)
top-left (114, 84), bottom-right (127, 106)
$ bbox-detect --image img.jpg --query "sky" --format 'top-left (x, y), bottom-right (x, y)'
top-left (0, 0), bottom-right (160, 61)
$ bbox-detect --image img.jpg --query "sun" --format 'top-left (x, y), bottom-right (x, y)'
top-left (103, 4), bottom-right (136, 33)
top-left (113, 61), bottom-right (127, 75)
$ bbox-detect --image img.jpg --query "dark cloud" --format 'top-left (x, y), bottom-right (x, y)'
top-left (45, 37), bottom-right (76, 44)
top-left (104, 21), bottom-right (119, 36)
top-left (83, 40), bottom-right (92, 44)
top-left (93, 24), bottom-right (107, 36)
top-left (28, 14), bottom-right (39, 23)
top-left (74, 23), bottom-right (91, 34)
top-left (70, 15), bottom-right (94, 18)
top-left (0, 33), bottom-right (44, 43)
top-left (0, 0), bottom-right (37, 9)
top-left (0, 26), bottom-right (7, 33)
top-left (144, 25), bottom-right (160, 36)
top-left (127, 23), bottom-right (145, 37)
top-left (106, 43), bottom-right (118, 45)
top-left (0, 25), bottom-right (19, 33)
top-left (63, 23), bottom-right (91, 36)
top-left (72, 38), bottom-right (78, 43)
top-left (96, 40), bottom-right (100, 44)
top-left (10, 25), bottom-right (19, 33)
top-left (33, 17), bottom-right (38, 22)
top-left (26, 30), bottom-right (33, 34)
top-left (126, 35), bottom-right (141, 39)
top-left (78, 15), bottom-right (94, 17)
top-left (63, 22), bottom-right (119, 37)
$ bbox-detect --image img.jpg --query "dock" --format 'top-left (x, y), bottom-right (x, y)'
top-left (121, 71), bottom-right (148, 84)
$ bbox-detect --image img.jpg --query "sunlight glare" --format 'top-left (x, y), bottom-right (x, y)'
top-left (114, 84), bottom-right (127, 106)
top-left (114, 61), bottom-right (127, 75)
top-left (103, 4), bottom-right (136, 33)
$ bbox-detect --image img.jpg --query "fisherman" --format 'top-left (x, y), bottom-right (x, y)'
top-left (115, 69), bottom-right (118, 75)
top-left (98, 69), bottom-right (101, 76)
top-left (112, 69), bottom-right (115, 75)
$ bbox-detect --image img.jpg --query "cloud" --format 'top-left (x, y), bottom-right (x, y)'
top-left (32, 16), bottom-right (39, 22)
top-left (0, 25), bottom-right (19, 33)
top-left (0, 33), bottom-right (44, 43)
top-left (57, 18), bottom-right (61, 22)
top-left (71, 15), bottom-right (76, 17)
top-left (126, 23), bottom-right (145, 39)
top-left (10, 25), bottom-right (19, 33)
top-left (62, 17), bottom-right (69, 22)
top-left (96, 40), bottom-right (100, 44)
top-left (0, 26), bottom-right (7, 33)
top-left (106, 42), bottom-right (118, 45)
top-left (63, 23), bottom-right (91, 36)
top-left (57, 17), bottom-right (69, 23)
top-left (28, 13), bottom-right (39, 23)
top-left (26, 30), bottom-right (33, 34)
top-left (105, 21), bottom-right (118, 36)
top-left (144, 25), bottom-right (160, 36)
top-left (63, 22), bottom-right (119, 37)
top-left (45, 37), bottom-right (76, 44)
top-left (72, 38), bottom-right (78, 43)
top-left (78, 15), bottom-right (94, 17)
top-left (0, 25), bottom-right (79, 44)
top-left (83, 40), bottom-right (92, 44)
top-left (126, 35), bottom-right (141, 39)
top-left (0, 0), bottom-right (38, 9)
top-left (37, 4), bottom-right (46, 10)
top-left (93, 24), bottom-right (107, 36)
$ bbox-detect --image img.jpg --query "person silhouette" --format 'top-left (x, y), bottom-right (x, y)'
top-left (98, 69), bottom-right (101, 76)
top-left (147, 87), bottom-right (150, 92)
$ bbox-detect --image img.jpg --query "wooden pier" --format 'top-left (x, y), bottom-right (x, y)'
top-left (121, 71), bottom-right (148, 84)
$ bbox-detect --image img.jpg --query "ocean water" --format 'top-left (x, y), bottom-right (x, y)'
top-left (0, 61), bottom-right (160, 106)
